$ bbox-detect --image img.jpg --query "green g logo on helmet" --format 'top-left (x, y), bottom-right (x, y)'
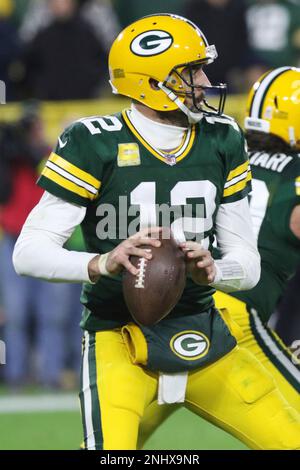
top-left (130, 30), bottom-right (173, 56)
top-left (170, 330), bottom-right (210, 360)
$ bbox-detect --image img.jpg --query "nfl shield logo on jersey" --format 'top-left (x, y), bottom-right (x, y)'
top-left (165, 154), bottom-right (177, 166)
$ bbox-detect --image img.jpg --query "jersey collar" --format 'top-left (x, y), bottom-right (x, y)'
top-left (121, 109), bottom-right (196, 165)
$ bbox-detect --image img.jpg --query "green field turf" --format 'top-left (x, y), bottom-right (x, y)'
top-left (0, 396), bottom-right (247, 450)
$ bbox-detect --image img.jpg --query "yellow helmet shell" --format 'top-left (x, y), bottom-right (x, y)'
top-left (109, 14), bottom-right (217, 111)
top-left (0, 0), bottom-right (13, 17)
top-left (245, 67), bottom-right (300, 149)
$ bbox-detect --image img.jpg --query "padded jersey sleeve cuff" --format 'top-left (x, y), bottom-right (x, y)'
top-left (211, 259), bottom-right (246, 292)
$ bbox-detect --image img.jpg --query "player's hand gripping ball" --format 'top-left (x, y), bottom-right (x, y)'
top-left (123, 230), bottom-right (186, 326)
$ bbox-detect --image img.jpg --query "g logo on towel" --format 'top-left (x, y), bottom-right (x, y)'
top-left (170, 330), bottom-right (210, 361)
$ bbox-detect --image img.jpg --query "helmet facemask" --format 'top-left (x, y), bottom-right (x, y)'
top-left (157, 60), bottom-right (227, 123)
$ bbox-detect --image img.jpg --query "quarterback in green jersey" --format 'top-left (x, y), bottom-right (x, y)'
top-left (13, 15), bottom-right (300, 450)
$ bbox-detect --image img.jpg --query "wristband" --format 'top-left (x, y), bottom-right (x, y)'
top-left (97, 252), bottom-right (111, 276)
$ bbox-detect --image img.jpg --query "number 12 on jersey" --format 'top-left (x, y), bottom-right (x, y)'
top-left (130, 181), bottom-right (216, 247)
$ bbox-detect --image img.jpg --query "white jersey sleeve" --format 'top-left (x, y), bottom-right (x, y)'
top-left (211, 197), bottom-right (261, 292)
top-left (13, 191), bottom-right (97, 282)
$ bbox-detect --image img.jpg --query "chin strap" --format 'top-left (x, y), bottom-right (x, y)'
top-left (158, 82), bottom-right (204, 124)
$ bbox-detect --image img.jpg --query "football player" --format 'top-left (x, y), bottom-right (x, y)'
top-left (216, 66), bottom-right (300, 406)
top-left (12, 14), bottom-right (300, 449)
top-left (139, 66), bottom-right (300, 448)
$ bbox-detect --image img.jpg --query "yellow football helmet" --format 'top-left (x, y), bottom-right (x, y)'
top-left (245, 66), bottom-right (300, 149)
top-left (108, 14), bottom-right (226, 123)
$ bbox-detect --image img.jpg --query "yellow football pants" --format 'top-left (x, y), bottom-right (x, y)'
top-left (79, 327), bottom-right (300, 450)
top-left (214, 292), bottom-right (300, 410)
top-left (138, 292), bottom-right (300, 448)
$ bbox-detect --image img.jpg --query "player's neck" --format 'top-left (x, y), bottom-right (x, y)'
top-left (130, 104), bottom-right (188, 151)
top-left (133, 102), bottom-right (190, 128)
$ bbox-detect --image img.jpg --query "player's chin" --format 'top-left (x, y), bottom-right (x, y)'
top-left (184, 99), bottom-right (204, 114)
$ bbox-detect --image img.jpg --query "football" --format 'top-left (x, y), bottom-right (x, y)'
top-left (122, 231), bottom-right (186, 326)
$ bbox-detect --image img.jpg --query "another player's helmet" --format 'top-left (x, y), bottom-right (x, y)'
top-left (108, 13), bottom-right (226, 123)
top-left (245, 67), bottom-right (300, 149)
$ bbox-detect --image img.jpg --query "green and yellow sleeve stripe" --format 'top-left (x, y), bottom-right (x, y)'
top-left (223, 160), bottom-right (252, 198)
top-left (41, 153), bottom-right (101, 200)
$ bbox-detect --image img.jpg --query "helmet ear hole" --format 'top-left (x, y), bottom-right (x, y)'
top-left (149, 78), bottom-right (160, 91)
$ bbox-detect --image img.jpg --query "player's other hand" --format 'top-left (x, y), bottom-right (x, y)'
top-left (180, 241), bottom-right (216, 285)
top-left (88, 227), bottom-right (162, 282)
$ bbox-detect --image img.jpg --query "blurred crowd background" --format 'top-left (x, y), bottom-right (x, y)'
top-left (0, 0), bottom-right (300, 391)
top-left (1, 0), bottom-right (300, 100)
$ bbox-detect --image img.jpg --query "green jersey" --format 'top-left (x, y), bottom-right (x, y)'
top-left (232, 150), bottom-right (300, 321)
top-left (38, 110), bottom-right (251, 331)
